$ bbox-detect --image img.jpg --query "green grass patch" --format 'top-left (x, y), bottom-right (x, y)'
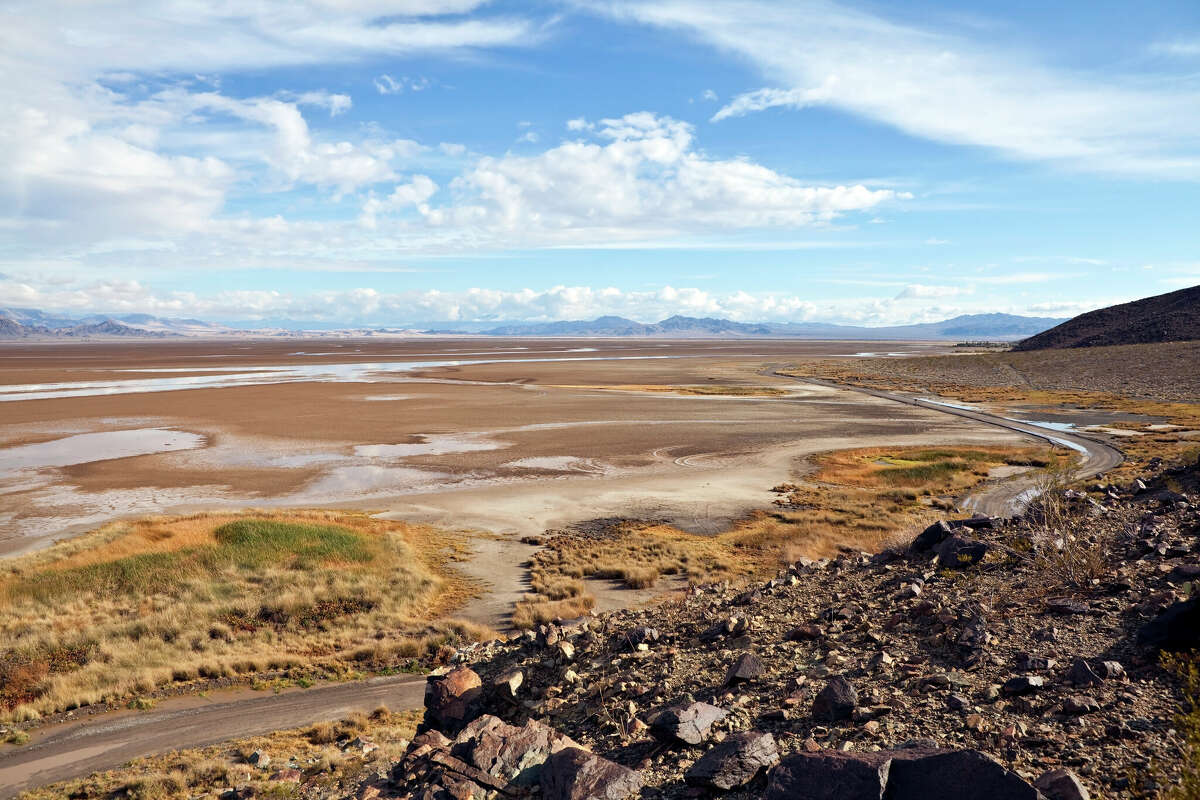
top-left (7, 521), bottom-right (376, 604)
top-left (878, 460), bottom-right (971, 485)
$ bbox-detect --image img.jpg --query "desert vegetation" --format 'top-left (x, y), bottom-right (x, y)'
top-left (16, 706), bottom-right (421, 800)
top-left (512, 444), bottom-right (1062, 628)
top-left (0, 511), bottom-right (489, 721)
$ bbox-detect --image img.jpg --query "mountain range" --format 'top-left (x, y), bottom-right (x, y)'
top-left (0, 308), bottom-right (1067, 341)
top-left (0, 309), bottom-right (229, 339)
top-left (1015, 284), bottom-right (1200, 350)
top-left (458, 312), bottom-right (1067, 340)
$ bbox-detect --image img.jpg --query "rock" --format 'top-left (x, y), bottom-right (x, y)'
top-left (1002, 675), bottom-right (1045, 696)
top-left (1015, 652), bottom-right (1057, 671)
top-left (1060, 696), bottom-right (1100, 715)
top-left (786, 624), bottom-right (823, 641)
top-left (685, 730), bottom-right (779, 790)
top-left (947, 693), bottom-right (971, 711)
top-left (886, 749), bottom-right (1042, 799)
top-left (1096, 660), bottom-right (1125, 680)
top-left (1065, 659), bottom-right (1102, 687)
top-left (1046, 598), bottom-right (1090, 615)
top-left (623, 626), bottom-right (659, 649)
top-left (541, 747), bottom-right (643, 800)
top-left (424, 667), bottom-right (483, 732)
top-left (935, 535), bottom-right (989, 569)
top-left (491, 668), bottom-right (524, 700)
top-left (764, 750), bottom-right (892, 800)
top-left (649, 701), bottom-right (728, 745)
top-left (912, 520), bottom-right (954, 552)
top-left (247, 749), bottom-right (269, 767)
top-left (450, 715), bottom-right (578, 786)
top-left (812, 676), bottom-right (858, 721)
top-left (1035, 768), bottom-right (1090, 800)
top-left (724, 652), bottom-right (765, 686)
top-left (1138, 597), bottom-right (1200, 651)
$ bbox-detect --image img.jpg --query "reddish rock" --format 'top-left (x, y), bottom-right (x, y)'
top-left (425, 667), bottom-right (483, 732)
top-left (541, 747), bottom-right (643, 800)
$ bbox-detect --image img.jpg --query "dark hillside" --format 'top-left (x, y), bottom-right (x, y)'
top-left (1016, 285), bottom-right (1200, 350)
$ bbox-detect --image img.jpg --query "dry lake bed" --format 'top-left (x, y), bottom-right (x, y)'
top-left (0, 337), bottom-right (1038, 563)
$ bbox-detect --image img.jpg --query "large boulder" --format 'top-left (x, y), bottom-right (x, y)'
top-left (685, 731), bottom-right (779, 790)
top-left (424, 667), bottom-right (482, 733)
top-left (935, 535), bottom-right (989, 569)
top-left (450, 715), bottom-right (578, 786)
top-left (765, 750), bottom-right (892, 800)
top-left (649, 701), bottom-right (728, 745)
top-left (911, 521), bottom-right (954, 552)
top-left (541, 747), bottom-right (643, 800)
top-left (886, 749), bottom-right (1043, 800)
top-left (764, 748), bottom-right (1044, 800)
top-left (1137, 597), bottom-right (1200, 651)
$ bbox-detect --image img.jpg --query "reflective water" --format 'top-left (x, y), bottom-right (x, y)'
top-left (0, 429), bottom-right (206, 470)
top-left (0, 355), bottom-right (678, 402)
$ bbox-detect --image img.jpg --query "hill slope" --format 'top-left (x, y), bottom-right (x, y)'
top-left (1015, 285), bottom-right (1200, 350)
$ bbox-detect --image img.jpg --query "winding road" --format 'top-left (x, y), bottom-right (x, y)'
top-left (773, 372), bottom-right (1124, 515)
top-left (0, 373), bottom-right (1123, 797)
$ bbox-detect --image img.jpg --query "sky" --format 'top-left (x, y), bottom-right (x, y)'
top-left (1, 0), bottom-right (1198, 327)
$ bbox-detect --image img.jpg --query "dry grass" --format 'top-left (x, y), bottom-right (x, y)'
top-left (509, 444), bottom-right (1059, 627)
top-left (16, 708), bottom-right (423, 800)
top-left (0, 511), bottom-right (490, 721)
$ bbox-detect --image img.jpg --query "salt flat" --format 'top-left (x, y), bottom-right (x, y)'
top-left (0, 338), bottom-right (1028, 556)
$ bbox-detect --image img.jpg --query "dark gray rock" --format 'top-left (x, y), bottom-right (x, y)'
top-left (935, 535), bottom-right (989, 569)
top-left (764, 750), bottom-right (892, 800)
top-left (685, 730), bottom-right (779, 790)
top-left (886, 749), bottom-right (1043, 800)
top-left (1138, 597), bottom-right (1200, 651)
top-left (812, 676), bottom-right (858, 721)
top-left (1065, 658), bottom-right (1102, 687)
top-left (649, 701), bottom-right (728, 745)
top-left (1002, 675), bottom-right (1045, 696)
top-left (541, 747), bottom-right (643, 800)
top-left (724, 652), bottom-right (766, 686)
top-left (912, 521), bottom-right (954, 553)
top-left (1035, 768), bottom-right (1091, 800)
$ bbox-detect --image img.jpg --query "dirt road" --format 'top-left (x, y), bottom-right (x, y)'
top-left (0, 676), bottom-right (426, 799)
top-left (775, 372), bottom-right (1124, 515)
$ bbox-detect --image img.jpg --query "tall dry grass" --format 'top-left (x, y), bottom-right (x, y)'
top-left (0, 511), bottom-right (485, 721)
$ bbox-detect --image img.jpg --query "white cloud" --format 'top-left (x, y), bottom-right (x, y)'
top-left (418, 112), bottom-right (904, 243)
top-left (895, 284), bottom-right (965, 299)
top-left (374, 75), bottom-right (434, 95)
top-left (596, 0), bottom-right (1200, 177)
top-left (0, 272), bottom-right (1119, 327)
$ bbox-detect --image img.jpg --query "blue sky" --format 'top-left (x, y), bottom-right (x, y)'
top-left (1, 0), bottom-right (1198, 326)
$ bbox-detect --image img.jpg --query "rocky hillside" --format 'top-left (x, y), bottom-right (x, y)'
top-left (1016, 285), bottom-right (1200, 350)
top-left (297, 456), bottom-right (1200, 800)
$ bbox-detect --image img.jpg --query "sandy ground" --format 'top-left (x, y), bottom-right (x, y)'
top-left (0, 340), bottom-right (1029, 559)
